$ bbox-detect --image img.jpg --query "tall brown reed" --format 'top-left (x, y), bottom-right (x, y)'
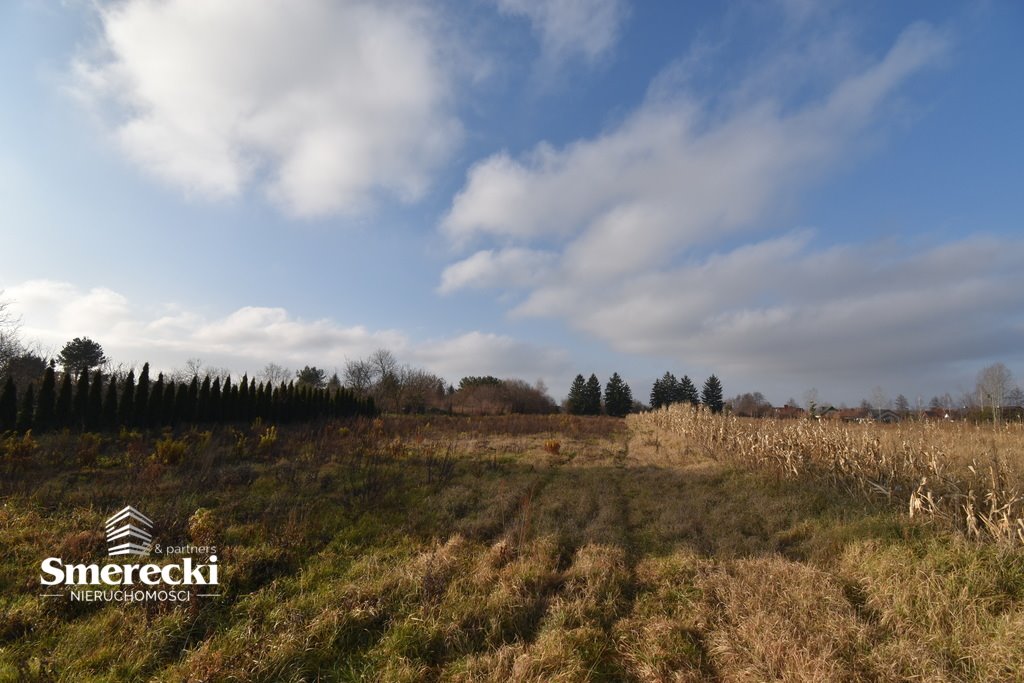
top-left (629, 406), bottom-right (1024, 545)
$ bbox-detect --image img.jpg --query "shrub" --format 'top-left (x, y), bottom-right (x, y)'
top-left (154, 436), bottom-right (188, 465)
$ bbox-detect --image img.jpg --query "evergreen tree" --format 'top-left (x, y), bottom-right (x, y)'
top-left (57, 337), bottom-right (107, 375)
top-left (239, 375), bottom-right (251, 421)
top-left (679, 375), bottom-right (699, 406)
top-left (221, 376), bottom-right (233, 421)
top-left (87, 370), bottom-right (103, 431)
top-left (296, 365), bottom-right (327, 389)
top-left (102, 376), bottom-right (118, 430)
top-left (162, 381), bottom-right (177, 426)
top-left (16, 383), bottom-right (34, 433)
top-left (667, 374), bottom-right (687, 405)
top-left (34, 365), bottom-right (56, 432)
top-left (73, 367), bottom-right (90, 430)
top-left (0, 377), bottom-right (17, 432)
top-left (209, 377), bottom-right (222, 423)
top-left (198, 375), bottom-right (212, 422)
top-left (604, 372), bottom-right (633, 417)
top-left (148, 374), bottom-right (164, 428)
top-left (651, 372), bottom-right (678, 409)
top-left (174, 382), bottom-right (190, 424)
top-left (566, 374), bottom-right (587, 415)
top-left (584, 374), bottom-right (603, 415)
top-left (118, 371), bottom-right (135, 429)
top-left (650, 375), bottom-right (664, 409)
top-left (701, 375), bottom-right (724, 413)
top-left (55, 371), bottom-right (73, 429)
top-left (134, 363), bottom-right (150, 428)
top-left (187, 375), bottom-right (199, 422)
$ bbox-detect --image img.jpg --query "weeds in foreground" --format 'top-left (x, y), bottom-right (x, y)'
top-left (1, 415), bottom-right (1022, 681)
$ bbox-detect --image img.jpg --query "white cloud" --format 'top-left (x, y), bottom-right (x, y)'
top-left (438, 247), bottom-right (557, 294)
top-left (536, 234), bottom-right (1024, 380)
top-left (1, 280), bottom-right (569, 386)
top-left (434, 20), bottom-right (1024, 393)
top-left (495, 0), bottom-right (628, 64)
top-left (444, 22), bottom-right (949, 265)
top-left (410, 331), bottom-right (569, 382)
top-left (73, 0), bottom-right (461, 217)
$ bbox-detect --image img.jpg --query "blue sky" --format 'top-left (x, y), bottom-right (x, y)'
top-left (1, 0), bottom-right (1022, 407)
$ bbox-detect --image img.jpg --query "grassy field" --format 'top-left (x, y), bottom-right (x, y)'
top-left (1, 413), bottom-right (1023, 681)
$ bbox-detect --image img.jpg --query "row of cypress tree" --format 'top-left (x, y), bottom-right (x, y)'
top-left (650, 372), bottom-right (724, 413)
top-left (0, 362), bottom-right (375, 434)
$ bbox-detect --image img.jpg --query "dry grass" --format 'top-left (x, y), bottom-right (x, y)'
top-left (1, 414), bottom-right (1023, 680)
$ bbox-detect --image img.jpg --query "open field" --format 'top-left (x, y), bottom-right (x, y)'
top-left (2, 414), bottom-right (1023, 681)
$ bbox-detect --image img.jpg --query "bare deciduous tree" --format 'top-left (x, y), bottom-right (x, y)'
top-left (870, 386), bottom-right (889, 414)
top-left (0, 295), bottom-right (22, 377)
top-left (260, 362), bottom-right (292, 386)
top-left (368, 348), bottom-right (398, 381)
top-left (400, 367), bottom-right (445, 413)
top-left (803, 387), bottom-right (819, 415)
top-left (343, 357), bottom-right (375, 397)
top-left (977, 362), bottom-right (1014, 424)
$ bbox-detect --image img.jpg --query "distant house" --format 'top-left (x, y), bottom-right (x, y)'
top-left (773, 405), bottom-right (805, 419)
top-left (817, 406), bottom-right (839, 419)
top-left (873, 409), bottom-right (901, 424)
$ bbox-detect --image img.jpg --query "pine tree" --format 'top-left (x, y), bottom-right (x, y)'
top-left (679, 375), bottom-right (699, 406)
top-left (584, 374), bottom-right (603, 415)
top-left (701, 375), bottom-right (724, 413)
top-left (651, 372), bottom-right (678, 409)
top-left (118, 371), bottom-right (135, 429)
top-left (34, 365), bottom-right (57, 432)
top-left (55, 371), bottom-right (73, 430)
top-left (134, 363), bottom-right (150, 428)
top-left (73, 367), bottom-right (90, 430)
top-left (87, 370), bottom-right (103, 431)
top-left (174, 382), bottom-right (190, 424)
top-left (604, 373), bottom-right (633, 417)
top-left (187, 375), bottom-right (199, 422)
top-left (16, 383), bottom-right (35, 433)
top-left (239, 375), bottom-right (251, 421)
top-left (0, 377), bottom-right (17, 432)
top-left (102, 376), bottom-right (118, 430)
top-left (198, 375), bottom-right (212, 422)
top-left (566, 374), bottom-right (587, 415)
top-left (148, 374), bottom-right (164, 428)
top-left (650, 376), bottom-right (664, 409)
top-left (221, 376), bottom-right (233, 421)
top-left (56, 337), bottom-right (107, 375)
top-left (667, 374), bottom-right (686, 405)
top-left (209, 377), bottom-right (222, 423)
top-left (162, 381), bottom-right (177, 426)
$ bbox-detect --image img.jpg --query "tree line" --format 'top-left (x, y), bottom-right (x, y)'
top-left (564, 373), bottom-right (634, 417)
top-left (0, 342), bottom-right (375, 434)
top-left (649, 372), bottom-right (724, 413)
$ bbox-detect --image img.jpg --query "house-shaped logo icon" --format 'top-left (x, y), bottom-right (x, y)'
top-left (105, 506), bottom-right (154, 557)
